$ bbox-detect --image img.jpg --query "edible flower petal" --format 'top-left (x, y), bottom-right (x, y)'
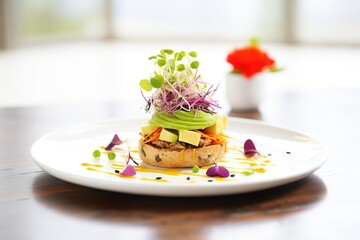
top-left (206, 165), bottom-right (230, 178)
top-left (120, 165), bottom-right (136, 176)
top-left (244, 139), bottom-right (260, 158)
top-left (105, 134), bottom-right (123, 151)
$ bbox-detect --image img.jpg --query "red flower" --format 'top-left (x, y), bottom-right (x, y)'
top-left (226, 46), bottom-right (275, 79)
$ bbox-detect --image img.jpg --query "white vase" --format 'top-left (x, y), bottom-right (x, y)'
top-left (225, 72), bottom-right (265, 111)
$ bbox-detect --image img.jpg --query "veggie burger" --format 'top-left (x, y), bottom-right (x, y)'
top-left (138, 49), bottom-right (228, 168)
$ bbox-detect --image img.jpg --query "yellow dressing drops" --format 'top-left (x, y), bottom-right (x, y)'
top-left (214, 177), bottom-right (233, 182)
top-left (140, 178), bottom-right (168, 183)
top-left (181, 172), bottom-right (208, 178)
top-left (81, 163), bottom-right (104, 168)
top-left (82, 137), bottom-right (277, 183)
top-left (254, 168), bottom-right (266, 173)
top-left (135, 165), bottom-right (181, 176)
top-left (85, 167), bottom-right (135, 178)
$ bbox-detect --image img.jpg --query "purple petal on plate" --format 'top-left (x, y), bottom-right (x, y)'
top-left (105, 134), bottom-right (123, 151)
top-left (244, 139), bottom-right (260, 158)
top-left (120, 165), bottom-right (136, 176)
top-left (206, 165), bottom-right (218, 177)
top-left (206, 165), bottom-right (230, 178)
top-left (216, 166), bottom-right (230, 178)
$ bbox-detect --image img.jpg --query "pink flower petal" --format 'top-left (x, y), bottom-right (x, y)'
top-left (105, 134), bottom-right (123, 151)
top-left (120, 165), bottom-right (136, 176)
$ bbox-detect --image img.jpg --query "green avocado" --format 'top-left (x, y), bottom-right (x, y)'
top-left (178, 129), bottom-right (201, 146)
top-left (203, 115), bottom-right (228, 134)
top-left (203, 118), bottom-right (224, 135)
top-left (141, 121), bottom-right (159, 135)
top-left (149, 110), bottom-right (218, 130)
top-left (159, 128), bottom-right (178, 143)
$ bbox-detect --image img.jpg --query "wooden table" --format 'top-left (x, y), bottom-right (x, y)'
top-left (1, 89), bottom-right (358, 240)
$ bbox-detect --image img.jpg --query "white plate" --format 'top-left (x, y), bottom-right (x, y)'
top-left (31, 118), bottom-right (327, 197)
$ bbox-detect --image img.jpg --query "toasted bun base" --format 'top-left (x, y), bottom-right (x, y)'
top-left (138, 142), bottom-right (226, 168)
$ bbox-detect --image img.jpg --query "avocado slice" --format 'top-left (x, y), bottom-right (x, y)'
top-left (203, 115), bottom-right (228, 134)
top-left (178, 129), bottom-right (201, 146)
top-left (159, 128), bottom-right (178, 143)
top-left (141, 122), bottom-right (159, 135)
top-left (203, 119), bottom-right (224, 135)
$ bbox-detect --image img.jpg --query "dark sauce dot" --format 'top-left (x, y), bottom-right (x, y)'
top-left (286, 151), bottom-right (291, 154)
top-left (186, 177), bottom-right (191, 180)
top-left (230, 174), bottom-right (235, 177)
top-left (208, 180), bottom-right (213, 182)
top-left (115, 170), bottom-right (120, 173)
top-left (156, 177), bottom-right (162, 180)
top-left (268, 153), bottom-right (272, 156)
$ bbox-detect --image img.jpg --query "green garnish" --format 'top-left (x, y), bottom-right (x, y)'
top-left (150, 110), bottom-right (217, 130)
top-left (93, 150), bottom-right (101, 158)
top-left (150, 75), bottom-right (164, 88)
top-left (139, 49), bottom-right (220, 115)
top-left (139, 79), bottom-right (152, 91)
top-left (192, 165), bottom-right (200, 173)
top-left (243, 168), bottom-right (255, 176)
top-left (107, 152), bottom-right (116, 160)
top-left (140, 49), bottom-right (199, 91)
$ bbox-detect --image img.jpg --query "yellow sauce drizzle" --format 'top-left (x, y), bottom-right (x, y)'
top-left (81, 163), bottom-right (104, 168)
top-left (86, 167), bottom-right (135, 178)
top-left (179, 150), bottom-right (184, 162)
top-left (140, 178), bottom-right (168, 183)
top-left (112, 163), bottom-right (126, 167)
top-left (254, 168), bottom-right (266, 173)
top-left (135, 165), bottom-right (181, 176)
top-left (81, 142), bottom-right (272, 183)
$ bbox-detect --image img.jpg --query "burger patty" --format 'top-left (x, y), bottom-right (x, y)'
top-left (149, 138), bottom-right (212, 149)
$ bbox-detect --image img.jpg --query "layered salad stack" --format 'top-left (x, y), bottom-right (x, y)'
top-left (138, 49), bottom-right (228, 168)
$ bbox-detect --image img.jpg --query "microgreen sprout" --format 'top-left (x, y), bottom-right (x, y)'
top-left (243, 139), bottom-right (260, 158)
top-left (117, 152), bottom-right (137, 176)
top-left (119, 164), bottom-right (136, 176)
top-left (127, 151), bottom-right (139, 166)
top-left (105, 134), bottom-right (123, 151)
top-left (139, 49), bottom-right (220, 114)
top-left (206, 159), bottom-right (230, 178)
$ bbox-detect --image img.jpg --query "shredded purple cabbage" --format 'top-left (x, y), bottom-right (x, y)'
top-left (142, 76), bottom-right (221, 114)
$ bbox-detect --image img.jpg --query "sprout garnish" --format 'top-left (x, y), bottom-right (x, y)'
top-left (105, 134), bottom-right (123, 151)
top-left (206, 160), bottom-right (230, 178)
top-left (244, 139), bottom-right (260, 158)
top-left (139, 49), bottom-right (220, 114)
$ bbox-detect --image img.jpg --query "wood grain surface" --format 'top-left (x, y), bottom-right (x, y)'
top-left (1, 89), bottom-right (358, 240)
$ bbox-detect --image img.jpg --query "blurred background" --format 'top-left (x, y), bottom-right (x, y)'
top-left (0, 0), bottom-right (359, 109)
